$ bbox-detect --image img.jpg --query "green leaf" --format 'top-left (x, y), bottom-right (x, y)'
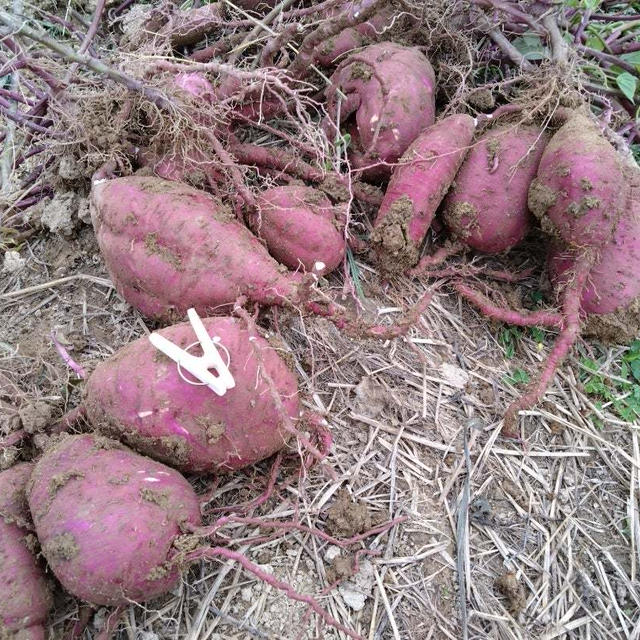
top-left (616, 72), bottom-right (638, 101)
top-left (621, 52), bottom-right (640, 67)
top-left (530, 327), bottom-right (545, 343)
top-left (631, 360), bottom-right (640, 382)
top-left (512, 34), bottom-right (549, 61)
top-left (585, 34), bottom-right (605, 52)
top-left (504, 369), bottom-right (530, 386)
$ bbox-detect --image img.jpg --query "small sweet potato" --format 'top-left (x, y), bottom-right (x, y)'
top-left (324, 42), bottom-right (436, 179)
top-left (85, 316), bottom-right (299, 474)
top-left (372, 114), bottom-right (475, 271)
top-left (28, 434), bottom-right (201, 606)
top-left (0, 463), bottom-right (52, 639)
top-left (90, 176), bottom-right (300, 321)
top-left (251, 185), bottom-right (345, 276)
top-left (528, 112), bottom-right (627, 249)
top-left (442, 125), bottom-right (547, 253)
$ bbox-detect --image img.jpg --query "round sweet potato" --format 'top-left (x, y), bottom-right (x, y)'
top-left (27, 435), bottom-right (201, 607)
top-left (442, 124), bottom-right (547, 253)
top-left (85, 316), bottom-right (299, 474)
top-left (90, 176), bottom-right (300, 322)
top-left (324, 42), bottom-right (436, 180)
top-left (372, 114), bottom-right (475, 271)
top-left (0, 463), bottom-right (52, 639)
top-left (251, 185), bottom-right (345, 276)
top-left (528, 112), bottom-right (628, 249)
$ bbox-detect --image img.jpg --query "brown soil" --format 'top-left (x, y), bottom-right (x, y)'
top-left (325, 488), bottom-right (373, 537)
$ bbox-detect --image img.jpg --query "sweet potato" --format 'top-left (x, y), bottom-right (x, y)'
top-left (548, 190), bottom-right (640, 316)
top-left (324, 42), bottom-right (436, 179)
top-left (0, 463), bottom-right (52, 639)
top-left (442, 124), bottom-right (547, 253)
top-left (528, 112), bottom-right (627, 249)
top-left (90, 176), bottom-right (300, 321)
top-left (27, 434), bottom-right (201, 606)
top-left (84, 316), bottom-right (299, 474)
top-left (251, 185), bottom-right (345, 276)
top-left (315, 9), bottom-right (395, 67)
top-left (371, 114), bottom-right (475, 271)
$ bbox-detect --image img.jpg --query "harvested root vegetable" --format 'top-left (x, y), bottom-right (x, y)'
top-left (28, 434), bottom-right (202, 606)
top-left (479, 114), bottom-right (630, 435)
top-left (324, 42), bottom-right (436, 179)
top-left (371, 114), bottom-right (475, 272)
top-left (441, 124), bottom-right (547, 254)
top-left (90, 176), bottom-right (300, 321)
top-left (528, 113), bottom-right (626, 249)
top-left (85, 316), bottom-right (299, 474)
top-left (251, 185), bottom-right (345, 276)
top-left (0, 463), bottom-right (52, 639)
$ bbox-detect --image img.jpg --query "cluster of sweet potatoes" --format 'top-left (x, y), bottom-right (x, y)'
top-left (3, 0), bottom-right (640, 636)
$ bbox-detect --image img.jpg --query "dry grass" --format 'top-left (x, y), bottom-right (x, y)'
top-left (1, 231), bottom-right (638, 640)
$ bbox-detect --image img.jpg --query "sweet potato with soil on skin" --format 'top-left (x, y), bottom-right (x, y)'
top-left (84, 316), bottom-right (299, 474)
top-left (371, 114), bottom-right (476, 272)
top-left (27, 434), bottom-right (201, 606)
top-left (250, 185), bottom-right (345, 276)
top-left (0, 463), bottom-right (52, 640)
top-left (528, 112), bottom-right (628, 249)
top-left (90, 176), bottom-right (300, 322)
top-left (315, 8), bottom-right (396, 67)
top-left (324, 42), bottom-right (436, 180)
top-left (442, 124), bottom-right (548, 253)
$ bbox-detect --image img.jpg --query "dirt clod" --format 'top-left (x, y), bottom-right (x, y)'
top-left (325, 488), bottom-right (372, 537)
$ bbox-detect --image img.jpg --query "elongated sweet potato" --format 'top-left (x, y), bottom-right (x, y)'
top-left (251, 186), bottom-right (345, 276)
top-left (528, 112), bottom-right (627, 249)
top-left (0, 463), bottom-right (52, 640)
top-left (442, 124), bottom-right (547, 253)
top-left (28, 434), bottom-right (201, 607)
top-left (324, 42), bottom-right (436, 179)
top-left (90, 176), bottom-right (300, 321)
top-left (371, 114), bottom-right (475, 271)
top-left (85, 316), bottom-right (299, 474)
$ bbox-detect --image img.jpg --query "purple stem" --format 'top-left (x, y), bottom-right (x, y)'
top-left (577, 44), bottom-right (640, 76)
top-left (0, 88), bottom-right (35, 105)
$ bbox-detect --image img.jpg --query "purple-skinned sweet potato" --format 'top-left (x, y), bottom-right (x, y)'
top-left (528, 112), bottom-right (628, 249)
top-left (250, 185), bottom-right (345, 276)
top-left (324, 42), bottom-right (436, 180)
top-left (442, 124), bottom-right (548, 253)
top-left (90, 176), bottom-right (300, 322)
top-left (84, 316), bottom-right (299, 474)
top-left (315, 8), bottom-right (395, 67)
top-left (0, 463), bottom-right (52, 640)
top-left (27, 434), bottom-right (201, 607)
top-left (548, 188), bottom-right (640, 316)
top-left (371, 114), bottom-right (475, 271)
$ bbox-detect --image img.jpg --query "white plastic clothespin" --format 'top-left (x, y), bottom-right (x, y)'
top-left (149, 308), bottom-right (235, 396)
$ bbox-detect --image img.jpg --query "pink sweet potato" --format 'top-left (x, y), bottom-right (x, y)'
top-left (251, 185), bottom-right (345, 276)
top-left (0, 463), bottom-right (52, 639)
top-left (548, 190), bottom-right (640, 316)
top-left (90, 176), bottom-right (300, 321)
top-left (315, 8), bottom-right (395, 67)
top-left (84, 316), bottom-right (299, 474)
top-left (442, 125), bottom-right (548, 253)
top-left (28, 434), bottom-right (201, 607)
top-left (528, 112), bottom-right (627, 249)
top-left (371, 114), bottom-right (475, 271)
top-left (324, 42), bottom-right (436, 180)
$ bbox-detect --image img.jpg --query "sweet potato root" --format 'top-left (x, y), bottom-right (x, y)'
top-left (371, 114), bottom-right (475, 271)
top-left (85, 316), bottom-right (299, 474)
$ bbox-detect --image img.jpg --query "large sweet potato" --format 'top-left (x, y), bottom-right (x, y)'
top-left (528, 112), bottom-right (627, 249)
top-left (442, 124), bottom-right (547, 253)
top-left (28, 435), bottom-right (201, 606)
top-left (90, 176), bottom-right (300, 321)
top-left (371, 114), bottom-right (475, 271)
top-left (324, 42), bottom-right (436, 180)
top-left (84, 316), bottom-right (299, 474)
top-left (251, 185), bottom-right (345, 276)
top-left (0, 463), bottom-right (52, 640)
